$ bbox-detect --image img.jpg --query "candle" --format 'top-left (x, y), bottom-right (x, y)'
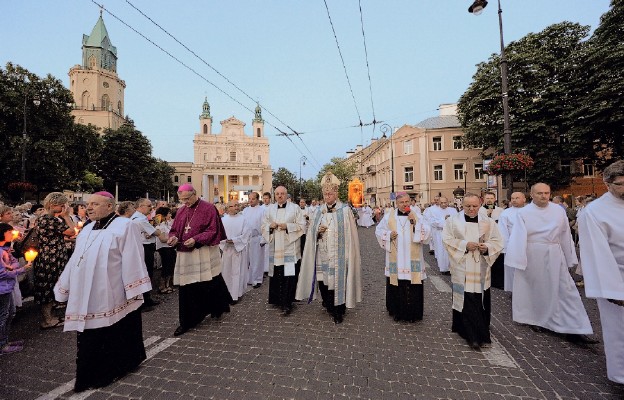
top-left (11, 230), bottom-right (19, 240)
top-left (24, 249), bottom-right (38, 262)
top-left (74, 227), bottom-right (80, 235)
top-left (77, 221), bottom-right (84, 228)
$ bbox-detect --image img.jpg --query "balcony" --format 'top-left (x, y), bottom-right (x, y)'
top-left (366, 187), bottom-right (377, 194)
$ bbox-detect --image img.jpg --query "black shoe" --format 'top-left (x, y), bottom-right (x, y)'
top-left (468, 341), bottom-right (481, 351)
top-left (441, 271), bottom-right (451, 276)
top-left (530, 325), bottom-right (546, 333)
top-left (429, 250), bottom-right (434, 255)
top-left (252, 283), bottom-right (261, 289)
top-left (333, 313), bottom-right (344, 324)
top-left (566, 334), bottom-right (600, 345)
top-left (173, 326), bottom-right (188, 336)
top-left (282, 307), bottom-right (292, 316)
top-left (144, 299), bottom-right (160, 307)
top-left (138, 304), bottom-right (155, 312)
top-left (230, 300), bottom-right (238, 305)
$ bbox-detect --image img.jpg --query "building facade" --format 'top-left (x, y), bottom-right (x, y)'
top-left (172, 99), bottom-right (272, 202)
top-left (68, 15), bottom-right (126, 131)
top-left (350, 104), bottom-right (487, 207)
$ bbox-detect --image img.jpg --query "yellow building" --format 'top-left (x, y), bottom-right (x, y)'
top-left (172, 99), bottom-right (272, 202)
top-left (351, 104), bottom-right (487, 206)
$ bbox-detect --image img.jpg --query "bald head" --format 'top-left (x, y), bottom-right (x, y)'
top-left (274, 186), bottom-right (287, 205)
top-left (439, 196), bottom-right (449, 209)
top-left (510, 192), bottom-right (526, 208)
top-left (530, 183), bottom-right (551, 208)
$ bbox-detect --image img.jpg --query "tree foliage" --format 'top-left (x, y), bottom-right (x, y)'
top-left (272, 167), bottom-right (298, 197)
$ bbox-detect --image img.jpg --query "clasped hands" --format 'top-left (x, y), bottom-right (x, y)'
top-left (167, 236), bottom-right (196, 248)
top-left (466, 241), bottom-right (488, 254)
top-left (270, 222), bottom-right (288, 231)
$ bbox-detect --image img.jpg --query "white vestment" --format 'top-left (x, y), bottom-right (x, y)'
top-left (220, 214), bottom-right (250, 300)
top-left (479, 206), bottom-right (504, 222)
top-left (578, 192), bottom-right (624, 384)
top-left (357, 206), bottom-right (375, 228)
top-left (430, 207), bottom-right (458, 272)
top-left (260, 204), bottom-right (270, 273)
top-left (505, 202), bottom-right (592, 334)
top-left (54, 217), bottom-right (152, 332)
top-left (242, 205), bottom-right (265, 285)
top-left (497, 206), bottom-right (522, 292)
top-left (261, 203), bottom-right (305, 276)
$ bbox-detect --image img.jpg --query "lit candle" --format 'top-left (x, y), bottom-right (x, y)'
top-left (11, 230), bottom-right (19, 240)
top-left (74, 227), bottom-right (80, 235)
top-left (24, 249), bottom-right (38, 262)
top-left (77, 221), bottom-right (84, 228)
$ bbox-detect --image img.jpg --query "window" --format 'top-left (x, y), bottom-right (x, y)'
top-left (230, 176), bottom-right (238, 184)
top-left (256, 128), bottom-right (261, 137)
top-left (560, 160), bottom-right (571, 175)
top-left (404, 166), bottom-right (414, 183)
top-left (174, 176), bottom-right (179, 183)
top-left (454, 164), bottom-right (465, 180)
top-left (453, 136), bottom-right (463, 150)
top-left (474, 163), bottom-right (484, 180)
top-left (187, 176), bottom-right (192, 183)
top-left (257, 155), bottom-right (262, 162)
top-left (403, 140), bottom-right (413, 155)
top-left (434, 165), bottom-right (443, 181)
top-left (101, 94), bottom-right (110, 110)
top-left (88, 55), bottom-right (96, 69)
top-left (583, 161), bottom-right (596, 177)
top-left (103, 82), bottom-right (109, 88)
top-left (432, 137), bottom-right (442, 151)
top-left (203, 124), bottom-right (208, 134)
top-left (230, 151), bottom-right (237, 162)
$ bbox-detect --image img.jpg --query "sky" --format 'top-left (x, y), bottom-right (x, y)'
top-left (0, 0), bottom-right (612, 180)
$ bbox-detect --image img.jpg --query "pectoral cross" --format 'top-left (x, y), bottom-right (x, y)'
top-left (185, 224), bottom-right (191, 234)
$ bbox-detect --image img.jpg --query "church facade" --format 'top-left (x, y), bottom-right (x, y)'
top-left (172, 98), bottom-right (272, 202)
top-left (68, 15), bottom-right (126, 131)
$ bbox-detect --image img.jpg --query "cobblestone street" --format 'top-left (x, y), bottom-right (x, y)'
top-left (2, 226), bottom-right (623, 400)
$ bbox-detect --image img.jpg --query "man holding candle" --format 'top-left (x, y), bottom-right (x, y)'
top-left (54, 191), bottom-right (152, 392)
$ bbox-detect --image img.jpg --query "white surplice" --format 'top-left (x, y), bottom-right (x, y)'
top-left (497, 206), bottom-right (522, 292)
top-left (242, 204), bottom-right (265, 285)
top-left (220, 213), bottom-right (251, 300)
top-left (578, 192), bottom-right (624, 384)
top-left (54, 217), bottom-right (152, 332)
top-left (357, 206), bottom-right (375, 228)
top-left (505, 202), bottom-right (592, 334)
top-left (429, 206), bottom-right (458, 272)
top-left (261, 202), bottom-right (305, 276)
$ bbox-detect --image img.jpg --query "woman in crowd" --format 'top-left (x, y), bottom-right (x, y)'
top-left (154, 206), bottom-right (176, 294)
top-left (33, 193), bottom-right (74, 329)
top-left (0, 223), bottom-right (31, 354)
top-left (116, 201), bottom-right (135, 218)
top-left (71, 203), bottom-right (88, 225)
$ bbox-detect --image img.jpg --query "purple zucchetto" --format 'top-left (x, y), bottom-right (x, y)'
top-left (92, 191), bottom-right (114, 198)
top-left (177, 184), bottom-right (195, 192)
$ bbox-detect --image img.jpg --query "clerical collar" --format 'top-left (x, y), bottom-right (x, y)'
top-left (277, 203), bottom-right (287, 209)
top-left (326, 203), bottom-right (337, 213)
top-left (93, 213), bottom-right (117, 230)
top-left (397, 210), bottom-right (410, 216)
top-left (464, 214), bottom-right (479, 223)
top-left (188, 198), bottom-right (200, 208)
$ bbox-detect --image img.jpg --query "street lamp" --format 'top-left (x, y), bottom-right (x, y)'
top-left (21, 92), bottom-right (40, 188)
top-left (380, 124), bottom-right (395, 206)
top-left (469, 0), bottom-right (513, 197)
top-left (299, 156), bottom-right (307, 199)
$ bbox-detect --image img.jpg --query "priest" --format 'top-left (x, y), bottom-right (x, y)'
top-left (220, 201), bottom-right (250, 303)
top-left (505, 183), bottom-right (595, 344)
top-left (296, 172), bottom-right (361, 323)
top-left (54, 191), bottom-right (152, 392)
top-left (167, 184), bottom-right (231, 336)
top-left (429, 197), bottom-right (457, 275)
top-left (375, 192), bottom-right (430, 322)
top-left (578, 160), bottom-right (624, 384)
top-left (497, 192), bottom-right (526, 292)
top-left (442, 193), bottom-right (503, 351)
top-left (242, 192), bottom-right (265, 288)
top-left (262, 186), bottom-right (306, 316)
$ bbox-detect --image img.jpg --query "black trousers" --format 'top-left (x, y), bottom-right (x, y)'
top-left (268, 261), bottom-right (301, 310)
top-left (452, 289), bottom-right (491, 345)
top-left (178, 275), bottom-right (232, 330)
top-left (385, 277), bottom-right (424, 322)
top-left (318, 281), bottom-right (346, 318)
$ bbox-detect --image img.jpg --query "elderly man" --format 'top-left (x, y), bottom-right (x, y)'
top-left (242, 192), bottom-right (265, 288)
top-left (429, 197), bottom-right (457, 275)
top-left (423, 196), bottom-right (440, 255)
top-left (220, 201), bottom-right (250, 304)
top-left (443, 193), bottom-right (503, 351)
top-left (167, 184), bottom-right (231, 336)
top-left (262, 186), bottom-right (306, 316)
top-left (505, 183), bottom-right (596, 344)
top-left (297, 172), bottom-right (362, 323)
top-left (54, 192), bottom-right (152, 392)
top-left (299, 198), bottom-right (310, 252)
top-left (481, 192), bottom-right (505, 289)
top-left (497, 192), bottom-right (527, 292)
top-left (261, 192), bottom-right (272, 275)
top-left (375, 192), bottom-right (429, 322)
top-left (578, 160), bottom-right (624, 383)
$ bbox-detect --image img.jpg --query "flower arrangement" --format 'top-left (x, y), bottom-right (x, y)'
top-left (7, 181), bottom-right (38, 193)
top-left (486, 153), bottom-right (534, 176)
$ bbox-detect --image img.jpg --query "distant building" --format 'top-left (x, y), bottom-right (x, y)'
top-left (68, 14), bottom-right (126, 131)
top-left (348, 104), bottom-right (487, 206)
top-left (170, 99), bottom-right (272, 202)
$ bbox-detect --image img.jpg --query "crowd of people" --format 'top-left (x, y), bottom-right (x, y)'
top-left (0, 160), bottom-right (622, 390)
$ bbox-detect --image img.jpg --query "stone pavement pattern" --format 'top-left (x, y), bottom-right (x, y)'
top-left (1, 227), bottom-right (623, 399)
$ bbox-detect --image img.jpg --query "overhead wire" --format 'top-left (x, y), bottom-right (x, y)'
top-left (91, 1), bottom-right (322, 170)
top-left (357, 0), bottom-right (379, 140)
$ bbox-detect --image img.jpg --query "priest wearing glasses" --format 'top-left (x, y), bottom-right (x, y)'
top-left (167, 184), bottom-right (231, 336)
top-left (54, 191), bottom-right (152, 392)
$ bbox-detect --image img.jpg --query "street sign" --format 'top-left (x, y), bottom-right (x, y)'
top-left (390, 192), bottom-right (396, 200)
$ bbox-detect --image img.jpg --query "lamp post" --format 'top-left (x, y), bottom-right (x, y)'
top-left (380, 123), bottom-right (395, 206)
top-left (463, 169), bottom-right (468, 194)
top-left (299, 156), bottom-right (307, 199)
top-left (21, 92), bottom-right (40, 201)
top-left (469, 0), bottom-right (513, 198)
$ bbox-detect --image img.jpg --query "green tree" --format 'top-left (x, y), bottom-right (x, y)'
top-left (566, 0), bottom-right (624, 169)
top-left (144, 158), bottom-right (176, 200)
top-left (457, 23), bottom-right (590, 189)
top-left (272, 167), bottom-right (298, 196)
top-left (316, 157), bottom-right (357, 202)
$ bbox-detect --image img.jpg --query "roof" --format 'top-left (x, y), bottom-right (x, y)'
top-left (83, 16), bottom-right (117, 56)
top-left (413, 115), bottom-right (460, 129)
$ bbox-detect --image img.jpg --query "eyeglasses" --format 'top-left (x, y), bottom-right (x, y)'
top-left (179, 196), bottom-right (192, 201)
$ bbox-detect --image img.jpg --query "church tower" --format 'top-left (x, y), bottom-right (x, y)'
top-left (252, 103), bottom-right (264, 138)
top-left (68, 13), bottom-right (126, 132)
top-left (199, 97), bottom-right (212, 135)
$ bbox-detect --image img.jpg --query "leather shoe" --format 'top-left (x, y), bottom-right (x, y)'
top-left (530, 325), bottom-right (546, 333)
top-left (468, 341), bottom-right (481, 351)
top-left (566, 334), bottom-right (600, 345)
top-left (252, 283), bottom-right (261, 289)
top-left (138, 304), bottom-right (154, 312)
top-left (144, 299), bottom-right (160, 307)
top-left (173, 326), bottom-right (188, 336)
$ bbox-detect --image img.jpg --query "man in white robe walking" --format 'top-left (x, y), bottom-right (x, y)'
top-left (481, 192), bottom-right (505, 289)
top-left (578, 160), bottom-right (624, 383)
top-left (505, 183), bottom-right (597, 344)
top-left (430, 197), bottom-right (457, 275)
top-left (497, 192), bottom-right (526, 292)
top-left (423, 196), bottom-right (440, 255)
top-left (242, 192), bottom-right (265, 288)
top-left (220, 201), bottom-right (250, 303)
